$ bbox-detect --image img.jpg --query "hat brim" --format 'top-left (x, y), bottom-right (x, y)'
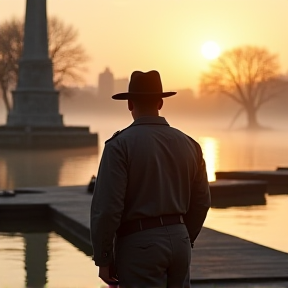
top-left (112, 91), bottom-right (177, 100)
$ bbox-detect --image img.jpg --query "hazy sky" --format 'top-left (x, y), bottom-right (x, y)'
top-left (1, 0), bottom-right (288, 91)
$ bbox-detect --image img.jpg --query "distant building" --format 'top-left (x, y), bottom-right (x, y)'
top-left (98, 67), bottom-right (114, 97)
top-left (97, 68), bottom-right (129, 97)
top-left (114, 77), bottom-right (129, 94)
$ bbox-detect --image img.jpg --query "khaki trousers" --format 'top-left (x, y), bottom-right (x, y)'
top-left (115, 224), bottom-right (191, 288)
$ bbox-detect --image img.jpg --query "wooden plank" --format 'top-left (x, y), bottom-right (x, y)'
top-left (192, 228), bottom-right (288, 280)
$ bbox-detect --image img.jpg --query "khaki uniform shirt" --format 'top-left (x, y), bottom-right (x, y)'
top-left (90, 116), bottom-right (210, 266)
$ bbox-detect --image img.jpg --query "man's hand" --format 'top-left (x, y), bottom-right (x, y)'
top-left (99, 265), bottom-right (119, 286)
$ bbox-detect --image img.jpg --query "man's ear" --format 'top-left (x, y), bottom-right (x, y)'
top-left (158, 98), bottom-right (163, 110)
top-left (128, 99), bottom-right (133, 111)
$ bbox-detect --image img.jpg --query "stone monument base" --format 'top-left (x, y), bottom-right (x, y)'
top-left (0, 126), bottom-right (98, 149)
top-left (8, 89), bottom-right (64, 127)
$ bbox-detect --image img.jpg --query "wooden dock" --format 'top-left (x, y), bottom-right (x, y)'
top-left (1, 185), bottom-right (288, 283)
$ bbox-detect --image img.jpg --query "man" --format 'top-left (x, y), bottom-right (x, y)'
top-left (90, 70), bottom-right (211, 288)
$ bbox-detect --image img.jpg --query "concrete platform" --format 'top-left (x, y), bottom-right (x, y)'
top-left (1, 185), bottom-right (288, 283)
top-left (216, 171), bottom-right (288, 186)
top-left (0, 125), bottom-right (98, 148)
top-left (209, 180), bottom-right (267, 208)
top-left (278, 167), bottom-right (288, 171)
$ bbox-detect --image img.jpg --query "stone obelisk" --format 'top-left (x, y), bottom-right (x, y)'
top-left (7, 0), bottom-right (63, 126)
top-left (1, 0), bottom-right (97, 148)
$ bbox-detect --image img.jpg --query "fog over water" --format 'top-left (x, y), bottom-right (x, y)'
top-left (0, 102), bottom-right (287, 187)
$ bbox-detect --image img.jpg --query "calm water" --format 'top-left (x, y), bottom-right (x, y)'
top-left (0, 114), bottom-right (288, 286)
top-left (0, 231), bottom-right (106, 288)
top-left (1, 114), bottom-right (288, 187)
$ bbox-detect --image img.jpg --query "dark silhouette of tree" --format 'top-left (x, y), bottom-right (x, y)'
top-left (48, 16), bottom-right (88, 88)
top-left (200, 46), bottom-right (287, 129)
top-left (0, 19), bottom-right (23, 112)
top-left (0, 17), bottom-right (88, 113)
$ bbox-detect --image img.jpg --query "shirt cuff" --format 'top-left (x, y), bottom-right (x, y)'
top-left (93, 251), bottom-right (114, 266)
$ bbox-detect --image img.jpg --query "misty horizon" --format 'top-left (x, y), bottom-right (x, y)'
top-left (1, 0), bottom-right (288, 90)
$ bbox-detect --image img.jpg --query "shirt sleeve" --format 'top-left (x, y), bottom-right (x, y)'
top-left (90, 139), bottom-right (127, 266)
top-left (183, 142), bottom-right (211, 245)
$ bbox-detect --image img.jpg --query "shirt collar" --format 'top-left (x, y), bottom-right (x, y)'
top-left (132, 116), bottom-right (169, 126)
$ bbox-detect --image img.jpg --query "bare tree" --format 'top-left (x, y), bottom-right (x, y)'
top-left (48, 16), bottom-right (88, 88)
top-left (0, 17), bottom-right (88, 113)
top-left (200, 46), bottom-right (287, 129)
top-left (0, 19), bottom-right (23, 112)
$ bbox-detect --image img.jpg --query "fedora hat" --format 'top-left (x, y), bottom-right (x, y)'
top-left (112, 70), bottom-right (177, 100)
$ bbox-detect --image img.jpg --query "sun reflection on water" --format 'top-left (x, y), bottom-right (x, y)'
top-left (198, 137), bottom-right (219, 182)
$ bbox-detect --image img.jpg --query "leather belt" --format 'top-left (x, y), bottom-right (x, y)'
top-left (116, 214), bottom-right (184, 237)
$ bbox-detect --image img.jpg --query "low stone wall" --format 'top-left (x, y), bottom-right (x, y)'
top-left (0, 126), bottom-right (98, 148)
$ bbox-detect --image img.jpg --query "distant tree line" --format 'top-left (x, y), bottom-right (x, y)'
top-left (0, 17), bottom-right (88, 113)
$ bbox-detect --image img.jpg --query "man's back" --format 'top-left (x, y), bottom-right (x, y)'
top-left (91, 115), bottom-right (210, 261)
top-left (112, 116), bottom-right (201, 223)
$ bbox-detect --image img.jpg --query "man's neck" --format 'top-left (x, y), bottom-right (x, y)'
top-left (132, 111), bottom-right (159, 120)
